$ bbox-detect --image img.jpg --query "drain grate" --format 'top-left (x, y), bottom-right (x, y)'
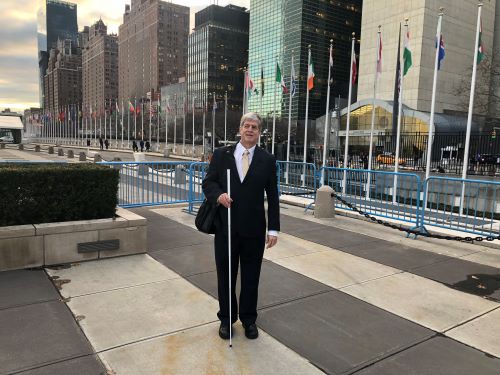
top-left (77, 239), bottom-right (120, 253)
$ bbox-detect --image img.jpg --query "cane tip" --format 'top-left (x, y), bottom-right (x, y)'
top-left (229, 344), bottom-right (233, 348)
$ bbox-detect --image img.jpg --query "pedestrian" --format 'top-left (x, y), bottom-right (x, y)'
top-left (145, 140), bottom-right (150, 152)
top-left (86, 138), bottom-right (91, 147)
top-left (202, 112), bottom-right (280, 341)
top-left (140, 140), bottom-right (144, 152)
top-left (104, 139), bottom-right (109, 150)
top-left (132, 140), bottom-right (138, 152)
top-left (99, 137), bottom-right (103, 150)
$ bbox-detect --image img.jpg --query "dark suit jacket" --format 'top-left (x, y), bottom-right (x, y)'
top-left (202, 145), bottom-right (280, 237)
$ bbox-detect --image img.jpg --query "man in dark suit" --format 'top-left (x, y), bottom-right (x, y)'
top-left (202, 112), bottom-right (280, 340)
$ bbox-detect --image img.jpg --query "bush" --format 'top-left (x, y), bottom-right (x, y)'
top-left (0, 163), bottom-right (119, 226)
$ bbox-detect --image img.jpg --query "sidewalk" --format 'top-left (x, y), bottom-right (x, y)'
top-left (1, 204), bottom-right (499, 374)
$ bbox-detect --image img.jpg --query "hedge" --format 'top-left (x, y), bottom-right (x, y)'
top-left (0, 163), bottom-right (119, 226)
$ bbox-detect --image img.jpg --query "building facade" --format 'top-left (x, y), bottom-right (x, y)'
top-left (82, 20), bottom-right (118, 118)
top-left (161, 79), bottom-right (187, 142)
top-left (37, 0), bottom-right (78, 108)
top-left (118, 0), bottom-right (189, 105)
top-left (247, 0), bottom-right (362, 143)
top-left (357, 0), bottom-right (496, 117)
top-left (44, 39), bottom-right (82, 115)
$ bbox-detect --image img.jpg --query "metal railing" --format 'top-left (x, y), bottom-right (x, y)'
top-left (187, 162), bottom-right (209, 213)
top-left (276, 161), bottom-right (317, 201)
top-left (422, 176), bottom-right (500, 237)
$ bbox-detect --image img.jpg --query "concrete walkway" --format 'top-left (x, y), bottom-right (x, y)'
top-left (1, 204), bottom-right (499, 374)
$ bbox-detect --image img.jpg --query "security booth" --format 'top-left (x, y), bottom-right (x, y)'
top-left (0, 114), bottom-right (23, 144)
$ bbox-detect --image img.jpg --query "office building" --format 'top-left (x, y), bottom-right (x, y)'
top-left (118, 0), bottom-right (189, 105)
top-left (82, 19), bottom-right (118, 117)
top-left (37, 0), bottom-right (78, 107)
top-left (247, 0), bottom-right (362, 141)
top-left (186, 4), bottom-right (249, 136)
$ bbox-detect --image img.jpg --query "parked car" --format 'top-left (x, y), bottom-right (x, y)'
top-left (376, 152), bottom-right (405, 165)
top-left (0, 135), bottom-right (14, 143)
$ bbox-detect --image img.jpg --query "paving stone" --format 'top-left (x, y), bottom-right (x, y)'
top-left (273, 249), bottom-right (400, 289)
top-left (45, 254), bottom-right (179, 298)
top-left (288, 226), bottom-right (380, 250)
top-left (148, 224), bottom-right (209, 252)
top-left (67, 277), bottom-right (219, 351)
top-left (187, 261), bottom-right (333, 310)
top-left (258, 290), bottom-right (434, 375)
top-left (263, 232), bottom-right (329, 261)
top-left (0, 300), bottom-right (94, 375)
top-left (99, 322), bottom-right (323, 375)
top-left (150, 243), bottom-right (216, 277)
top-left (413, 258), bottom-right (500, 301)
top-left (17, 355), bottom-right (106, 375)
top-left (354, 336), bottom-right (500, 375)
top-left (342, 272), bottom-right (498, 332)
top-left (0, 270), bottom-right (59, 310)
top-left (447, 307), bottom-right (500, 358)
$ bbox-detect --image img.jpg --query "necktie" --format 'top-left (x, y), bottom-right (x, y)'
top-left (242, 150), bottom-right (250, 178)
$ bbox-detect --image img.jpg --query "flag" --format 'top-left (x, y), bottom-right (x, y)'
top-left (213, 95), bottom-right (218, 110)
top-left (307, 52), bottom-right (315, 91)
top-left (260, 66), bottom-right (264, 96)
top-left (291, 57), bottom-right (297, 97)
top-left (115, 100), bottom-right (120, 114)
top-left (245, 70), bottom-right (257, 96)
top-left (376, 32), bottom-right (383, 77)
top-left (403, 29), bottom-right (412, 76)
top-left (136, 102), bottom-right (141, 115)
top-left (276, 62), bottom-right (288, 93)
top-left (128, 100), bottom-right (135, 113)
top-left (352, 54), bottom-right (358, 85)
top-left (328, 45), bottom-right (334, 85)
top-left (477, 17), bottom-right (484, 64)
top-left (393, 24), bottom-right (402, 138)
top-left (437, 35), bottom-right (445, 70)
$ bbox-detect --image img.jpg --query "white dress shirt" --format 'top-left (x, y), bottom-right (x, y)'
top-left (233, 142), bottom-right (278, 238)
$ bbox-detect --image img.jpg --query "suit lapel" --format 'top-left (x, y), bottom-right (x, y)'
top-left (223, 145), bottom-right (240, 184)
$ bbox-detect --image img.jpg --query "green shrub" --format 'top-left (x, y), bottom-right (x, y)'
top-left (0, 163), bottom-right (119, 226)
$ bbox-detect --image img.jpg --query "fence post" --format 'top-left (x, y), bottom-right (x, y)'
top-left (188, 163), bottom-right (194, 213)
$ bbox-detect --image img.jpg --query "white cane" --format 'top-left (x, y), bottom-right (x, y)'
top-left (226, 168), bottom-right (232, 348)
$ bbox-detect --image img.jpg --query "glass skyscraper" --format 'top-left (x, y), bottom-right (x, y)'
top-left (37, 0), bottom-right (78, 108)
top-left (248, 0), bottom-right (362, 146)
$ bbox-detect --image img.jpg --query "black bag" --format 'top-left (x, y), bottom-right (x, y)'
top-left (195, 199), bottom-right (218, 234)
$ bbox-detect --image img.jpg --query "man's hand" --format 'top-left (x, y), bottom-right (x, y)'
top-left (217, 193), bottom-right (233, 208)
top-left (266, 235), bottom-right (278, 249)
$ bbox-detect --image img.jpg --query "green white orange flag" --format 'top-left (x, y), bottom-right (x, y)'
top-left (403, 29), bottom-right (412, 76)
top-left (477, 17), bottom-right (484, 64)
top-left (276, 62), bottom-right (288, 93)
top-left (128, 101), bottom-right (135, 113)
top-left (307, 51), bottom-right (315, 91)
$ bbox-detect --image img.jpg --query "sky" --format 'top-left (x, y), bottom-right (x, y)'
top-left (0, 0), bottom-right (250, 113)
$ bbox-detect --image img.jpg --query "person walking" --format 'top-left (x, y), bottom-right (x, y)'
top-left (132, 140), bottom-right (138, 152)
top-left (202, 112), bottom-right (280, 340)
top-left (99, 136), bottom-right (104, 150)
top-left (104, 138), bottom-right (109, 150)
top-left (145, 140), bottom-right (150, 152)
top-left (140, 139), bottom-right (144, 152)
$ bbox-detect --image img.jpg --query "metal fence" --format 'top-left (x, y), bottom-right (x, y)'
top-left (187, 162), bottom-right (209, 213)
top-left (276, 161), bottom-right (317, 201)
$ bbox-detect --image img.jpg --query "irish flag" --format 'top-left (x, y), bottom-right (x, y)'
top-left (307, 51), bottom-right (315, 91)
top-left (276, 62), bottom-right (288, 93)
top-left (128, 101), bottom-right (135, 113)
top-left (403, 29), bottom-right (412, 76)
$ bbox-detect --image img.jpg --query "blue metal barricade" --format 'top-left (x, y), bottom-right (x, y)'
top-left (98, 161), bottom-right (194, 208)
top-left (320, 167), bottom-right (422, 226)
top-left (188, 162), bottom-right (209, 213)
top-left (422, 176), bottom-right (500, 237)
top-left (276, 161), bottom-right (317, 201)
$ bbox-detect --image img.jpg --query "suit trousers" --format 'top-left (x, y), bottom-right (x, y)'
top-left (214, 231), bottom-right (265, 326)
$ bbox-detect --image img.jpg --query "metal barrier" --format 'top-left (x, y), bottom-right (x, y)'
top-left (276, 161), bottom-right (317, 201)
top-left (320, 167), bottom-right (422, 226)
top-left (421, 176), bottom-right (500, 237)
top-left (188, 162), bottom-right (209, 213)
top-left (98, 161), bottom-right (194, 208)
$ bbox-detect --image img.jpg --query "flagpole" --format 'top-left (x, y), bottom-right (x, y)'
top-left (127, 100), bottom-right (130, 149)
top-left (121, 100), bottom-right (124, 149)
top-left (272, 56), bottom-right (278, 154)
top-left (149, 97), bottom-right (152, 148)
top-left (202, 94), bottom-right (206, 156)
top-left (165, 96), bottom-right (169, 152)
top-left (286, 54), bottom-right (295, 184)
top-left (259, 63), bottom-right (263, 147)
top-left (174, 94), bottom-right (177, 154)
top-left (212, 92), bottom-right (216, 151)
top-left (366, 26), bottom-right (382, 199)
top-left (393, 20), bottom-right (408, 203)
top-left (192, 95), bottom-right (196, 157)
top-left (134, 99), bottom-right (137, 143)
top-left (425, 10), bottom-right (444, 184)
top-left (141, 100), bottom-right (144, 142)
top-left (114, 99), bottom-right (117, 148)
top-left (342, 34), bottom-right (356, 195)
top-left (156, 97), bottom-right (160, 151)
top-left (183, 96), bottom-right (186, 155)
top-left (303, 45), bottom-right (312, 186)
top-left (321, 40), bottom-right (334, 185)
top-left (104, 100), bottom-right (107, 141)
top-left (224, 91), bottom-right (228, 144)
top-left (243, 68), bottom-right (247, 114)
top-left (461, 2), bottom-right (483, 213)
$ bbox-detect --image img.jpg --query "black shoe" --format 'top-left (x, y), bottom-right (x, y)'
top-left (219, 323), bottom-right (233, 340)
top-left (243, 323), bottom-right (259, 339)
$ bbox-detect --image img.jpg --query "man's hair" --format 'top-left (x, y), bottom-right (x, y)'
top-left (240, 112), bottom-right (262, 130)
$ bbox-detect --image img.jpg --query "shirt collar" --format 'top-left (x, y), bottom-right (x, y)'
top-left (235, 142), bottom-right (256, 157)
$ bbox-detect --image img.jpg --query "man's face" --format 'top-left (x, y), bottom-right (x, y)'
top-left (239, 119), bottom-right (260, 147)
